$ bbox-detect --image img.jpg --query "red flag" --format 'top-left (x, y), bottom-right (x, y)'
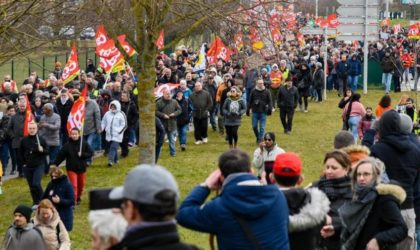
top-left (95, 25), bottom-right (125, 74)
top-left (156, 30), bottom-right (164, 50)
top-left (381, 18), bottom-right (391, 27)
top-left (408, 23), bottom-right (420, 39)
top-left (154, 83), bottom-right (180, 99)
top-left (250, 26), bottom-right (264, 51)
top-left (61, 44), bottom-right (80, 84)
top-left (206, 36), bottom-right (231, 65)
top-left (67, 85), bottom-right (88, 135)
top-left (327, 14), bottom-right (340, 29)
top-left (117, 34), bottom-right (137, 57)
top-left (23, 96), bottom-right (34, 137)
top-left (270, 26), bottom-right (282, 46)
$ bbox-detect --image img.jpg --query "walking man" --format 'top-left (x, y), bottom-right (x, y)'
top-left (189, 81), bottom-right (212, 145)
top-left (277, 77), bottom-right (299, 134)
top-left (247, 79), bottom-right (272, 144)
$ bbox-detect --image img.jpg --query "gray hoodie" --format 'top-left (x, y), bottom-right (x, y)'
top-left (83, 99), bottom-right (101, 136)
top-left (2, 223), bottom-right (48, 250)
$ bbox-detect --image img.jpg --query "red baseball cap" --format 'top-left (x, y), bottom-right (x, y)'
top-left (273, 152), bottom-right (302, 177)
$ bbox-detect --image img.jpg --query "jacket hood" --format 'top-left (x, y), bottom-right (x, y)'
top-left (376, 183), bottom-right (406, 204)
top-left (379, 110), bottom-right (401, 136)
top-left (285, 188), bottom-right (330, 232)
top-left (109, 100), bottom-right (121, 111)
top-left (221, 173), bottom-right (282, 218)
top-left (380, 133), bottom-right (412, 152)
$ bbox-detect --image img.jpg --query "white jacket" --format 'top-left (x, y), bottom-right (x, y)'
top-left (101, 100), bottom-right (127, 143)
top-left (253, 145), bottom-right (285, 177)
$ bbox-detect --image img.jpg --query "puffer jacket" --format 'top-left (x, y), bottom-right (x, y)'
top-left (38, 113), bottom-right (61, 146)
top-left (33, 207), bottom-right (71, 250)
top-left (222, 93), bottom-right (246, 126)
top-left (101, 100), bottom-right (127, 143)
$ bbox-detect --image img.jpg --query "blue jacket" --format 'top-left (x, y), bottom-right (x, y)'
top-left (42, 175), bottom-right (75, 231)
top-left (347, 58), bottom-right (362, 76)
top-left (176, 173), bottom-right (290, 250)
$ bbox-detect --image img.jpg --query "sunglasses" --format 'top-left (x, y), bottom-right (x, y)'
top-left (264, 138), bottom-right (272, 141)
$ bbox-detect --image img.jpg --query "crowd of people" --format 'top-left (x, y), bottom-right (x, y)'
top-left (1, 20), bottom-right (420, 250)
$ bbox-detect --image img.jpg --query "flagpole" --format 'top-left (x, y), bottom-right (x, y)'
top-left (104, 72), bottom-right (111, 88)
top-left (79, 85), bottom-right (88, 156)
top-left (125, 61), bottom-right (135, 79)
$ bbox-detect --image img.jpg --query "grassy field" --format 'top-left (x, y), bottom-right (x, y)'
top-left (0, 89), bottom-right (417, 249)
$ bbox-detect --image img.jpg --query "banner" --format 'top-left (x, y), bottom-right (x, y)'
top-left (154, 83), bottom-right (180, 99)
top-left (61, 44), bottom-right (80, 84)
top-left (408, 23), bottom-right (420, 39)
top-left (206, 36), bottom-right (231, 65)
top-left (67, 85), bottom-right (87, 135)
top-left (23, 95), bottom-right (34, 137)
top-left (156, 30), bottom-right (164, 50)
top-left (117, 34), bottom-right (137, 57)
top-left (193, 43), bottom-right (207, 72)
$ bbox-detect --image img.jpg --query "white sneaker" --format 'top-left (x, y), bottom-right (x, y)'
top-left (195, 140), bottom-right (203, 145)
top-left (304, 109), bottom-right (308, 113)
top-left (202, 138), bottom-right (208, 143)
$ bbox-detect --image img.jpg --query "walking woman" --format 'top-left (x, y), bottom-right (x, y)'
top-left (52, 128), bottom-right (93, 205)
top-left (312, 150), bottom-right (353, 250)
top-left (222, 86), bottom-right (246, 148)
top-left (296, 63), bottom-right (311, 112)
top-left (321, 157), bottom-right (407, 249)
top-left (33, 199), bottom-right (71, 250)
top-left (342, 93), bottom-right (366, 143)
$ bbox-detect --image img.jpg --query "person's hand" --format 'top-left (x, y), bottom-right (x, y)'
top-left (204, 169), bottom-right (222, 191)
top-left (163, 114), bottom-right (170, 119)
top-left (260, 171), bottom-right (267, 185)
top-left (366, 238), bottom-right (379, 250)
top-left (344, 96), bottom-right (350, 101)
top-left (78, 152), bottom-right (82, 157)
top-left (169, 113), bottom-right (175, 118)
top-left (38, 146), bottom-right (43, 152)
top-left (259, 141), bottom-right (265, 152)
top-left (52, 195), bottom-right (60, 204)
top-left (320, 224), bottom-right (335, 238)
top-left (325, 215), bottom-right (332, 225)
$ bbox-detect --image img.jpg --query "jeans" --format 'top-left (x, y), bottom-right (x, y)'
top-left (177, 124), bottom-right (188, 146)
top-left (84, 133), bottom-right (96, 164)
top-left (0, 143), bottom-right (10, 174)
top-left (209, 104), bottom-right (217, 130)
top-left (108, 141), bottom-right (119, 164)
top-left (338, 77), bottom-right (347, 96)
top-left (348, 75), bottom-right (359, 92)
top-left (382, 73), bottom-right (392, 93)
top-left (23, 166), bottom-right (44, 205)
top-left (252, 112), bottom-right (267, 143)
top-left (67, 171), bottom-right (86, 202)
top-left (47, 146), bottom-right (60, 173)
top-left (348, 115), bottom-right (362, 143)
top-left (166, 130), bottom-right (177, 156)
top-left (129, 127), bottom-right (137, 145)
top-left (414, 70), bottom-right (419, 91)
top-left (269, 88), bottom-right (280, 108)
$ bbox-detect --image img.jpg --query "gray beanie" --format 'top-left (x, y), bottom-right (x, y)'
top-left (399, 113), bottom-right (413, 134)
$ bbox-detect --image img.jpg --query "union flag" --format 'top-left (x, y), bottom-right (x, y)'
top-left (67, 85), bottom-right (87, 135)
top-left (206, 36), bottom-right (231, 65)
top-left (156, 30), bottom-right (164, 50)
top-left (117, 34), bottom-right (137, 57)
top-left (23, 95), bottom-right (34, 137)
top-left (95, 25), bottom-right (125, 74)
top-left (61, 44), bottom-right (80, 84)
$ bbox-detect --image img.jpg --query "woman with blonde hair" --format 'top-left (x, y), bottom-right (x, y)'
top-left (395, 94), bottom-right (410, 113)
top-left (222, 85), bottom-right (246, 148)
top-left (33, 199), bottom-right (71, 250)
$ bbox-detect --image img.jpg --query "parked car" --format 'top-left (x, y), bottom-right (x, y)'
top-left (80, 27), bottom-right (95, 40)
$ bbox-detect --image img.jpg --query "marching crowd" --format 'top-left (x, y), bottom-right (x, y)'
top-left (1, 25), bottom-right (420, 250)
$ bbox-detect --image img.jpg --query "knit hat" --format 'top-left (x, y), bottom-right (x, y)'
top-left (263, 132), bottom-right (276, 142)
top-left (273, 152), bottom-right (302, 177)
top-left (14, 205), bottom-right (32, 223)
top-left (334, 131), bottom-right (355, 149)
top-left (399, 113), bottom-right (413, 134)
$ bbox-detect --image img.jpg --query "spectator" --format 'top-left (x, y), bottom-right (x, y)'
top-left (358, 106), bottom-right (375, 141)
top-left (333, 130), bottom-right (355, 149)
top-left (1, 204), bottom-right (48, 250)
top-left (312, 62), bottom-right (325, 102)
top-left (42, 166), bottom-right (75, 232)
top-left (119, 91), bottom-right (138, 157)
top-left (244, 67), bottom-right (259, 104)
top-left (86, 59), bottom-right (96, 74)
top-left (88, 209), bottom-right (127, 250)
top-left (270, 152), bottom-right (330, 250)
top-left (336, 54), bottom-right (349, 96)
top-left (269, 64), bottom-right (283, 109)
top-left (108, 165), bottom-right (199, 250)
top-left (0, 105), bottom-right (13, 175)
top-left (375, 94), bottom-right (393, 118)
top-left (177, 149), bottom-right (290, 250)
top-left (174, 90), bottom-right (192, 151)
top-left (8, 96), bottom-right (28, 177)
top-left (347, 54), bottom-right (362, 92)
top-left (33, 199), bottom-right (71, 250)
top-left (296, 63), bottom-right (311, 112)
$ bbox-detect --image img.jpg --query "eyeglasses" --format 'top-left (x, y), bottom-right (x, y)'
top-left (356, 172), bottom-right (372, 178)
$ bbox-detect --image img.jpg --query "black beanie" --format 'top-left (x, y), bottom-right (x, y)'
top-left (14, 205), bottom-right (32, 223)
top-left (264, 132), bottom-right (276, 142)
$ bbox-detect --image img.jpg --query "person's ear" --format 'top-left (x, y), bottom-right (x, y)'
top-left (297, 175), bottom-right (304, 186)
top-left (269, 173), bottom-right (275, 185)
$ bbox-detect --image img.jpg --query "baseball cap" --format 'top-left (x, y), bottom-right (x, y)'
top-left (273, 152), bottom-right (302, 177)
top-left (109, 165), bottom-right (180, 205)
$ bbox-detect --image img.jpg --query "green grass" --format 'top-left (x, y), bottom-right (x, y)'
top-left (0, 89), bottom-right (418, 249)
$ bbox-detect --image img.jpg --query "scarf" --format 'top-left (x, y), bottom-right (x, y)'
top-left (339, 184), bottom-right (378, 250)
top-left (314, 175), bottom-right (352, 201)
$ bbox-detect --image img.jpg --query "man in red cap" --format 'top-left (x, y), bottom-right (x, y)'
top-left (270, 152), bottom-right (330, 250)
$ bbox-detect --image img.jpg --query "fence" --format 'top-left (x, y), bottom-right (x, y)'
top-left (0, 48), bottom-right (98, 85)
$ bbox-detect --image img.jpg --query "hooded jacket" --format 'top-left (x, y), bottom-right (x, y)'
top-left (101, 100), bottom-right (127, 143)
top-left (33, 206), bottom-right (71, 250)
top-left (42, 175), bottom-right (75, 231)
top-left (282, 188), bottom-right (330, 250)
top-left (176, 173), bottom-right (290, 250)
top-left (370, 110), bottom-right (420, 209)
top-left (2, 223), bottom-right (48, 250)
top-left (38, 112), bottom-right (61, 147)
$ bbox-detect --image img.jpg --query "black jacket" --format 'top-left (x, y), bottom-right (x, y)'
top-left (55, 99), bottom-right (74, 133)
top-left (283, 188), bottom-right (330, 250)
top-left (20, 135), bottom-right (48, 167)
top-left (247, 87), bottom-right (272, 114)
top-left (277, 85), bottom-right (299, 109)
top-left (0, 115), bottom-right (10, 144)
top-left (176, 97), bottom-right (192, 126)
top-left (352, 184), bottom-right (408, 250)
top-left (120, 101), bottom-right (139, 128)
top-left (54, 139), bottom-right (93, 173)
top-left (370, 110), bottom-right (420, 209)
top-left (110, 223), bottom-right (199, 250)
